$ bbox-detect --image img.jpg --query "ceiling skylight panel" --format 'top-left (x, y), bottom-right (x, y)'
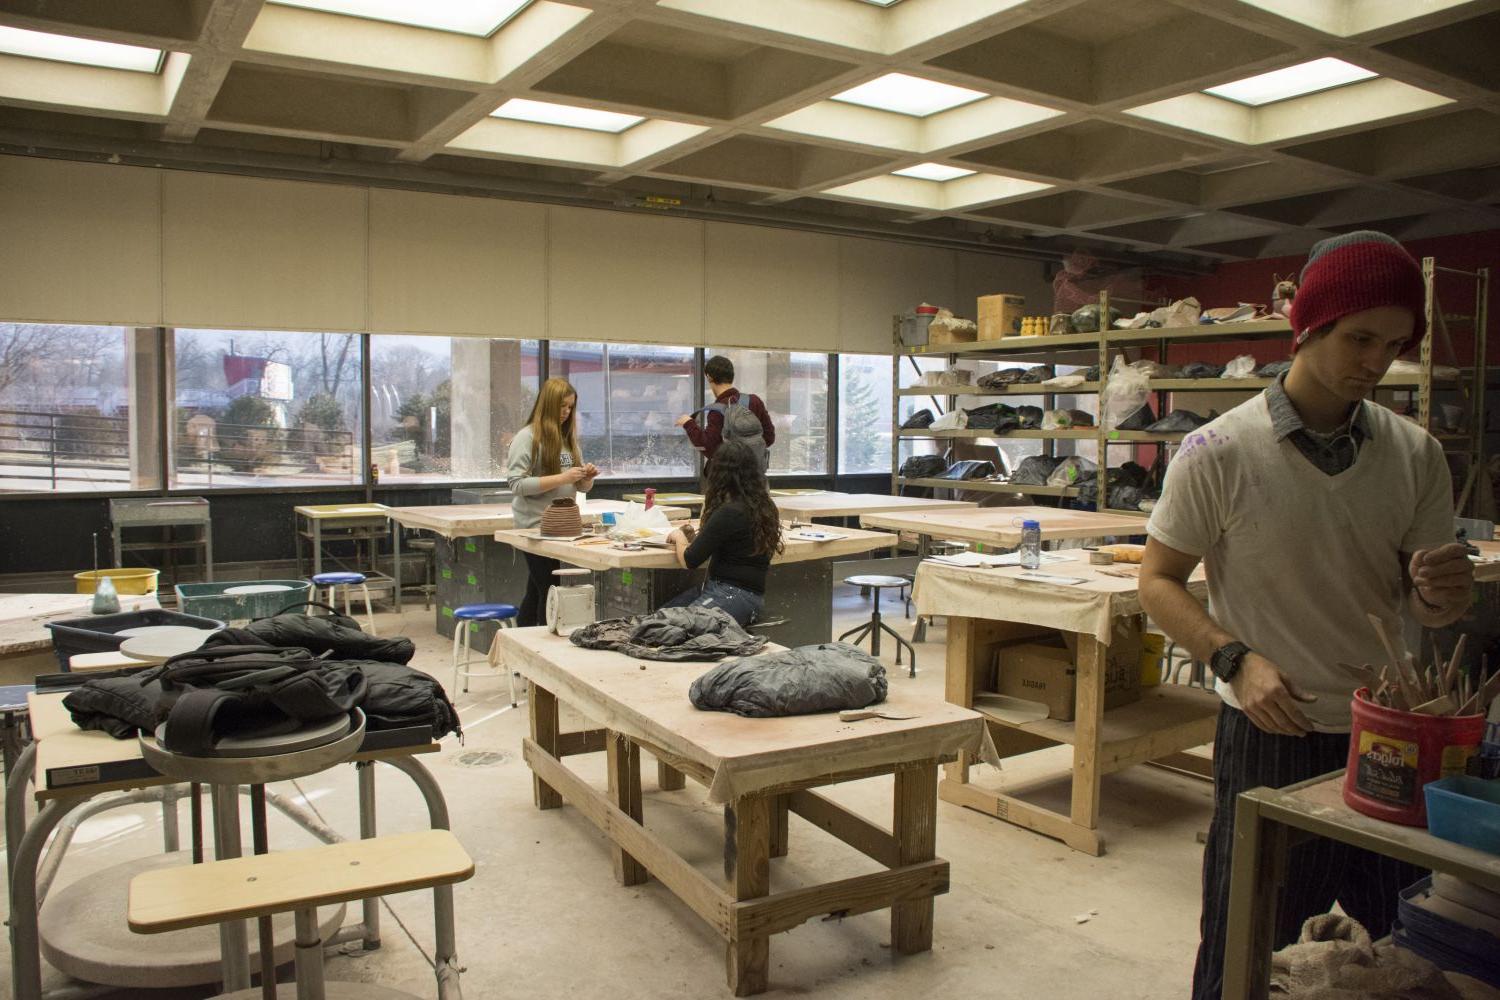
top-left (268, 0), bottom-right (532, 37)
top-left (831, 73), bottom-right (987, 118)
top-left (491, 98), bottom-right (644, 133)
top-left (892, 163), bottom-right (976, 181)
top-left (0, 26), bottom-right (163, 73)
top-left (1203, 58), bottom-right (1377, 106)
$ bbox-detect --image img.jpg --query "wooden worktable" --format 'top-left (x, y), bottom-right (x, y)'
top-left (915, 558), bottom-right (1216, 856)
top-left (858, 505), bottom-right (1148, 548)
top-left (495, 523), bottom-right (894, 571)
top-left (387, 499), bottom-right (687, 539)
top-left (497, 626), bottom-right (985, 995)
top-left (771, 492), bottom-right (975, 520)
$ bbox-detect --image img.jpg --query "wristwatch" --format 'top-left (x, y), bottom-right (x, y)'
top-left (1210, 641), bottom-right (1251, 683)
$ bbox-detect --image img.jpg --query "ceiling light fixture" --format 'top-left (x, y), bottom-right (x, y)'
top-left (1203, 57), bottom-right (1377, 106)
top-left (831, 72), bottom-right (986, 118)
top-left (892, 163), bottom-right (976, 182)
top-left (856, 0), bottom-right (903, 6)
top-left (268, 0), bottom-right (532, 37)
top-left (491, 98), bottom-right (644, 133)
top-left (0, 26), bottom-right (163, 73)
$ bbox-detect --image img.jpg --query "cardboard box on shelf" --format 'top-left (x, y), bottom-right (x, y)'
top-left (978, 294), bottom-right (1025, 341)
top-left (990, 619), bottom-right (1143, 721)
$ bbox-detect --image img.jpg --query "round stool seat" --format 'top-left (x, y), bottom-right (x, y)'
top-left (312, 572), bottom-right (365, 585)
top-left (454, 603), bottom-right (519, 621)
top-left (844, 574), bottom-right (910, 589)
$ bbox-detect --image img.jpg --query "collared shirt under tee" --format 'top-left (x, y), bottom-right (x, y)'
top-left (1146, 390), bottom-right (1452, 731)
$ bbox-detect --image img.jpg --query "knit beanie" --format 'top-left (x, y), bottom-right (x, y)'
top-left (1289, 230), bottom-right (1425, 352)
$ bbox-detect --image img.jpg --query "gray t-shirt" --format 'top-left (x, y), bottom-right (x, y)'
top-left (1147, 393), bottom-right (1453, 731)
top-left (506, 425), bottom-right (578, 531)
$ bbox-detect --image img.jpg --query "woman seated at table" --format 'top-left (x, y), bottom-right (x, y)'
top-left (662, 439), bottom-right (782, 626)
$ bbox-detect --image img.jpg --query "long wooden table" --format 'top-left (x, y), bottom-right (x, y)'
top-left (771, 492), bottom-right (974, 523)
top-left (915, 557), bottom-right (1216, 856)
top-left (386, 498), bottom-right (688, 539)
top-left (858, 505), bottom-right (1149, 549)
top-left (496, 626), bottom-right (986, 996)
top-left (1223, 770), bottom-right (1500, 999)
top-left (496, 523), bottom-right (895, 648)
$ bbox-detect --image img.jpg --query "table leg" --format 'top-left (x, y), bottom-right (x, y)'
top-left (357, 761), bottom-right (382, 950)
top-left (1070, 634), bottom-right (1105, 838)
top-left (392, 520), bottom-right (403, 612)
top-left (943, 616), bottom-right (979, 784)
top-left (912, 534), bottom-right (930, 643)
top-left (657, 760), bottom-right (686, 791)
top-left (293, 512), bottom-right (304, 581)
top-left (313, 521), bottom-right (323, 578)
top-left (204, 519), bottom-right (214, 583)
top-left (1222, 793), bottom-right (1286, 1000)
top-left (769, 796), bottom-right (789, 859)
top-left (112, 524), bottom-right (122, 570)
top-left (529, 683), bottom-right (562, 810)
top-left (211, 782), bottom-right (252, 992)
top-left (724, 795), bottom-right (770, 996)
top-left (891, 763), bottom-right (938, 953)
top-left (606, 732), bottom-right (647, 886)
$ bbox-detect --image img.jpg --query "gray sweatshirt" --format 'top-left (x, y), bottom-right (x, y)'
top-left (506, 425), bottom-right (578, 530)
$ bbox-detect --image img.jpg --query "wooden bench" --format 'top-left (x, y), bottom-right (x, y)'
top-left (129, 830), bottom-right (474, 998)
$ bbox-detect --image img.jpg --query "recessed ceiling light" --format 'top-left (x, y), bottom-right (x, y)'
top-left (491, 98), bottom-right (644, 133)
top-left (268, 0), bottom-right (532, 37)
top-left (0, 26), bottom-right (163, 73)
top-left (831, 72), bottom-right (987, 118)
top-left (1203, 57), bottom-right (1377, 106)
top-left (893, 163), bottom-right (976, 182)
top-left (857, 0), bottom-right (903, 6)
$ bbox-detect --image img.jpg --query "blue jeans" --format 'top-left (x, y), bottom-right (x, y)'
top-left (661, 578), bottom-right (763, 626)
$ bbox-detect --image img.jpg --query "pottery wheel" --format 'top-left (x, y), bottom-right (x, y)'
top-left (119, 627), bottom-right (213, 663)
top-left (223, 584), bottom-right (292, 595)
top-left (154, 713), bottom-right (351, 759)
top-left (41, 852), bottom-right (345, 989)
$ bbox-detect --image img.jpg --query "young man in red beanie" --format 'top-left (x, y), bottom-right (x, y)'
top-left (1139, 231), bottom-right (1475, 999)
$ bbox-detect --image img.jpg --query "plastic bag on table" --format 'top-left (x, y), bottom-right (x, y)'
top-left (608, 502), bottom-right (673, 540)
top-left (1222, 354), bottom-right (1256, 379)
top-left (1100, 355), bottom-right (1150, 430)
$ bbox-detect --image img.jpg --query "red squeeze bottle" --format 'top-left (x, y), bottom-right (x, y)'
top-left (644, 488), bottom-right (655, 510)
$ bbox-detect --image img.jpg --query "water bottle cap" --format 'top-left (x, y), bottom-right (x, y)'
top-left (1022, 519), bottom-right (1040, 530)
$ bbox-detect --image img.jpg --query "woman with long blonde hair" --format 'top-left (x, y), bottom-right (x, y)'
top-left (507, 377), bottom-right (598, 625)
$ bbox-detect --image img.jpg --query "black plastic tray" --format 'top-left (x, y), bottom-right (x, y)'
top-left (45, 609), bottom-right (225, 670)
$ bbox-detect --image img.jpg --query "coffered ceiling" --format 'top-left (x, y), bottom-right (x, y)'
top-left (0, 0), bottom-right (1497, 265)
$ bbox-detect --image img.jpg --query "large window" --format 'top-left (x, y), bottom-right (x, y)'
top-left (171, 329), bottom-right (363, 489)
top-left (0, 324), bottom-right (158, 494)
top-left (370, 335), bottom-right (539, 484)
top-left (838, 354), bottom-right (893, 475)
top-left (550, 342), bottom-right (696, 478)
top-left (710, 349), bottom-right (828, 475)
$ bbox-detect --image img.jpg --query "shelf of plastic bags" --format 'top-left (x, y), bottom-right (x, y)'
top-left (896, 383), bottom-right (1103, 396)
top-left (899, 428), bottom-right (1098, 439)
top-left (895, 374), bottom-right (1438, 396)
top-left (1103, 431), bottom-right (1188, 443)
top-left (903, 332), bottom-right (1100, 356)
top-left (896, 477), bottom-right (1078, 498)
top-left (1106, 320), bottom-right (1292, 346)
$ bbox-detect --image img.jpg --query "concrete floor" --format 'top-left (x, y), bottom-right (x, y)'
top-left (2, 584), bottom-right (1216, 1000)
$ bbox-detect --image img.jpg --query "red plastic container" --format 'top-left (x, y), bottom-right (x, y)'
top-left (1343, 687), bottom-right (1484, 826)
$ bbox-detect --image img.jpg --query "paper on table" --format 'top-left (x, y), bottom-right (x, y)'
top-left (788, 529), bottom-right (845, 542)
top-left (1015, 571), bottom-right (1088, 585)
top-left (927, 551), bottom-right (1076, 568)
top-left (973, 693), bottom-right (1050, 725)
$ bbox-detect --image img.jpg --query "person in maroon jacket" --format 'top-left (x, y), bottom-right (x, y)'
top-left (676, 355), bottom-right (775, 466)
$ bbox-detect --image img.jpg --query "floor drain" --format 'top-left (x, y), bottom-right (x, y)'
top-left (454, 750), bottom-right (508, 768)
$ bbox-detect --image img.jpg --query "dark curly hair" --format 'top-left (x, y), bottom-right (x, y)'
top-left (701, 439), bottom-right (782, 558)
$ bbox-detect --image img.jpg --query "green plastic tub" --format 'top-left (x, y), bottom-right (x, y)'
top-left (173, 580), bottom-right (312, 624)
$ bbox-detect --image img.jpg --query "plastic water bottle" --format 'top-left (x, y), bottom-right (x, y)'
top-left (1019, 519), bottom-right (1041, 570)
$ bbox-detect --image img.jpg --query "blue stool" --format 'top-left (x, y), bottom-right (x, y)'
top-left (452, 603), bottom-right (520, 706)
top-left (311, 572), bottom-right (377, 636)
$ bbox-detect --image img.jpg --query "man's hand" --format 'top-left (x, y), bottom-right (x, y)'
top-left (1229, 653), bottom-right (1318, 736)
top-left (1409, 543), bottom-right (1474, 614)
top-left (675, 415), bottom-right (692, 428)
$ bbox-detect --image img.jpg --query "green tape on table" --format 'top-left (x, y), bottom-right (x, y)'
top-left (442, 606), bottom-right (454, 618)
top-left (466, 573), bottom-right (478, 586)
top-left (465, 541), bottom-right (477, 553)
top-left (442, 569), bottom-right (453, 580)
top-left (1108, 430), bottom-right (1120, 440)
top-left (621, 570), bottom-right (633, 585)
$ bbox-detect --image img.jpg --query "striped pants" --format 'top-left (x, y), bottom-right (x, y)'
top-left (1192, 706), bottom-right (1422, 1000)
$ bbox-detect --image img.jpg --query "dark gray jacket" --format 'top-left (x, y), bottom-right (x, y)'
top-left (569, 606), bottom-right (766, 661)
top-left (689, 642), bottom-right (887, 717)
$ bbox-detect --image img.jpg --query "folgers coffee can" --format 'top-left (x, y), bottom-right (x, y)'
top-left (1343, 687), bottom-right (1484, 826)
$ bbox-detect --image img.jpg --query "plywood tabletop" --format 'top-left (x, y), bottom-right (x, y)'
top-left (1473, 540), bottom-right (1500, 584)
top-left (772, 492), bottom-right (977, 519)
top-left (495, 523), bottom-right (895, 571)
top-left (495, 627), bottom-right (984, 802)
top-left (387, 499), bottom-right (687, 538)
top-left (293, 503), bottom-right (391, 519)
top-left (859, 505), bottom-right (1148, 547)
top-left (0, 593), bottom-right (161, 657)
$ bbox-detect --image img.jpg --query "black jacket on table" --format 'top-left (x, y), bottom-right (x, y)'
top-left (683, 500), bottom-right (771, 594)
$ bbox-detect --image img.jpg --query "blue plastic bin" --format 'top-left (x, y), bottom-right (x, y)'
top-left (1424, 775), bottom-right (1500, 854)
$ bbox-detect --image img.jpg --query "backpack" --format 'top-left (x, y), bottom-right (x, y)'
top-left (697, 393), bottom-right (769, 469)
